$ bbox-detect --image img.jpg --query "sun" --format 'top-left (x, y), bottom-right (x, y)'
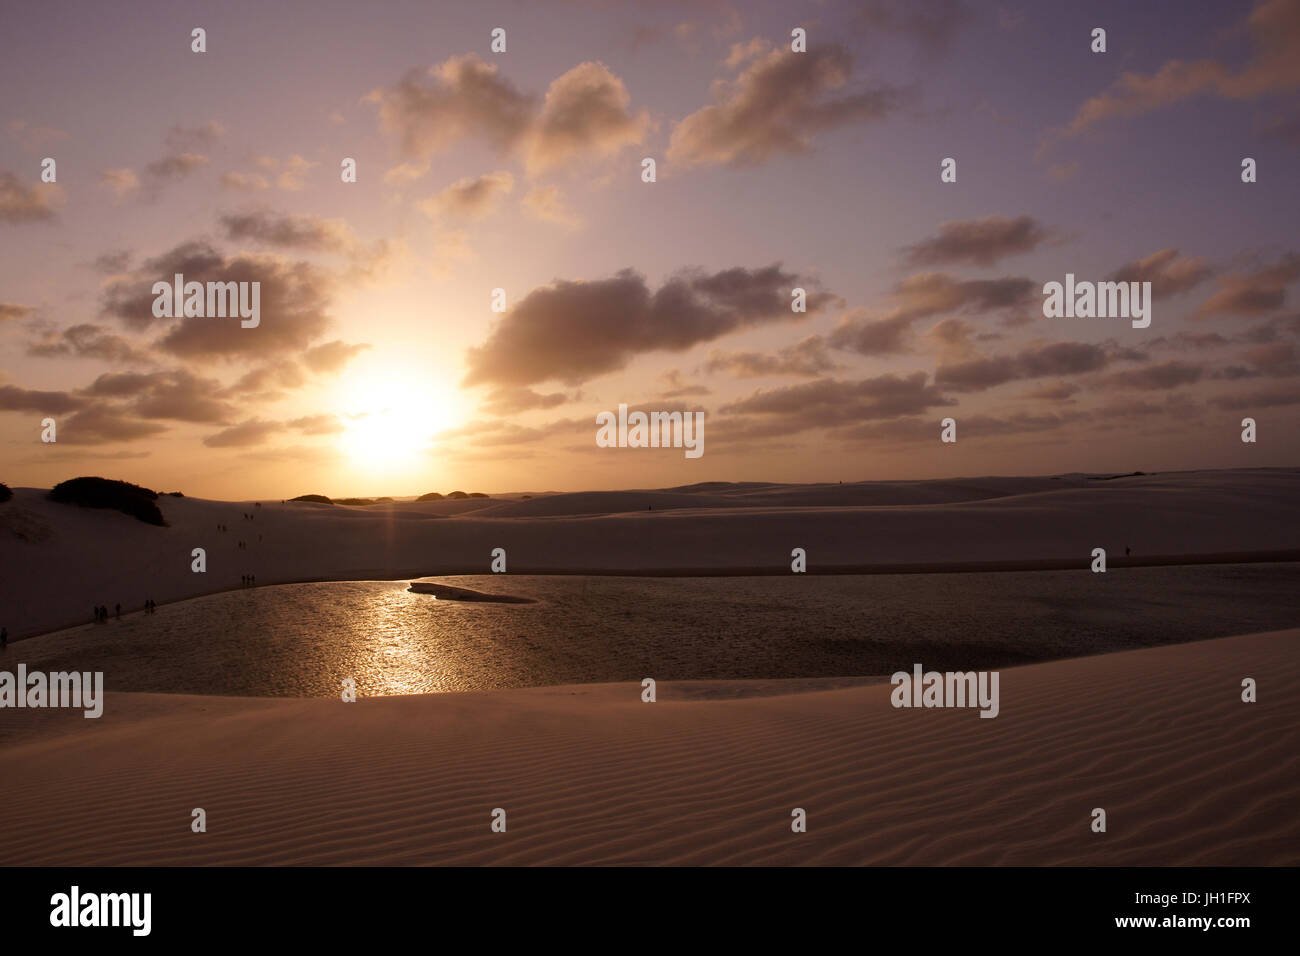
top-left (336, 372), bottom-right (460, 472)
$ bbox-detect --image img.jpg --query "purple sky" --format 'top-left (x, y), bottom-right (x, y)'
top-left (2, 0), bottom-right (1298, 498)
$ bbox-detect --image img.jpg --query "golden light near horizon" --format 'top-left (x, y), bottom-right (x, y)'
top-left (336, 370), bottom-right (462, 474)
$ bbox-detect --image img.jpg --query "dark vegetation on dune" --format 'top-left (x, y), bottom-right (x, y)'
top-left (335, 496), bottom-right (397, 506)
top-left (447, 491), bottom-right (469, 499)
top-left (0, 482), bottom-right (11, 503)
top-left (416, 492), bottom-right (444, 501)
top-left (48, 477), bottom-right (166, 526)
top-left (291, 494), bottom-right (333, 504)
top-left (166, 491), bottom-right (184, 497)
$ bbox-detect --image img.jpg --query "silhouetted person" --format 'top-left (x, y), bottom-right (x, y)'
top-left (115, 603), bottom-right (121, 619)
top-left (1125, 545), bottom-right (1132, 556)
top-left (251, 574), bottom-right (256, 586)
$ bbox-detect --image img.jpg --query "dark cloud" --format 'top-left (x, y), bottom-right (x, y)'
top-left (1195, 254), bottom-right (1300, 318)
top-left (719, 372), bottom-right (953, 426)
top-left (463, 264), bottom-right (836, 387)
top-left (219, 210), bottom-right (358, 253)
top-left (0, 384), bottom-right (84, 414)
top-left (1208, 385), bottom-right (1300, 410)
top-left (831, 273), bottom-right (1037, 356)
top-left (143, 153), bottom-right (209, 184)
top-left (1104, 360), bottom-right (1204, 391)
top-left (1108, 248), bottom-right (1213, 299)
top-left (902, 215), bottom-right (1052, 267)
top-left (55, 406), bottom-right (169, 445)
top-left (668, 41), bottom-right (902, 167)
top-left (203, 418), bottom-right (283, 448)
top-left (82, 369), bottom-right (236, 423)
top-left (101, 240), bottom-right (336, 360)
top-left (705, 335), bottom-right (837, 377)
top-left (26, 324), bottom-right (152, 364)
top-left (936, 342), bottom-right (1110, 392)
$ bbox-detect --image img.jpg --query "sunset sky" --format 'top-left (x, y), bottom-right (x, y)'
top-left (2, 0), bottom-right (1298, 499)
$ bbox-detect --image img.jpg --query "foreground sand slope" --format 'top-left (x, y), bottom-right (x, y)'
top-left (0, 629), bottom-right (1295, 866)
top-left (2, 468), bottom-right (1298, 638)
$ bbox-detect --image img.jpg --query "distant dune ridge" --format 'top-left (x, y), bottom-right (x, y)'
top-left (1, 467), bottom-right (1297, 639)
top-left (0, 629), bottom-right (1294, 866)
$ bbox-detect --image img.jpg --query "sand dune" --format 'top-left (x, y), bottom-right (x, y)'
top-left (2, 467), bottom-right (1297, 640)
top-left (0, 629), bottom-right (1294, 866)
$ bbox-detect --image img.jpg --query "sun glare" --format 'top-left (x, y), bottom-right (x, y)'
top-left (337, 372), bottom-right (460, 473)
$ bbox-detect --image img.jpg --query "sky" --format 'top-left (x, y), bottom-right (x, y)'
top-left (1, 0), bottom-right (1298, 499)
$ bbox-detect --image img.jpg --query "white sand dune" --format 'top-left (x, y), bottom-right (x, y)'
top-left (0, 629), bottom-right (1294, 866)
top-left (2, 467), bottom-right (1297, 639)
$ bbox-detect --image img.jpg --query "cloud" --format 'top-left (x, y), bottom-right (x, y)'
top-left (521, 184), bottom-right (580, 227)
top-left (382, 160), bottom-right (431, 186)
top-left (0, 384), bottom-right (84, 414)
top-left (420, 171), bottom-right (514, 220)
top-left (368, 55), bottom-right (648, 175)
top-left (164, 121), bottom-right (225, 152)
top-left (220, 360), bottom-right (306, 401)
top-left (143, 152), bottom-right (209, 183)
top-left (1195, 254), bottom-right (1300, 318)
top-left (1208, 384), bottom-right (1300, 410)
top-left (0, 171), bottom-right (61, 222)
top-left (936, 341), bottom-right (1110, 392)
top-left (901, 215), bottom-right (1053, 267)
top-left (830, 273), bottom-right (1038, 356)
top-left (366, 54), bottom-right (535, 159)
top-left (7, 120), bottom-right (69, 152)
top-left (1108, 248), bottom-right (1214, 299)
top-left (1103, 360), bottom-right (1204, 391)
top-left (97, 168), bottom-right (140, 201)
top-left (667, 41), bottom-right (902, 167)
top-left (704, 335), bottom-right (838, 376)
top-left (658, 369), bottom-right (711, 398)
top-left (54, 406), bottom-right (169, 445)
top-left (26, 323), bottom-right (153, 364)
top-left (719, 372), bottom-right (954, 429)
top-left (289, 414), bottom-right (345, 435)
top-left (203, 418), bottom-right (283, 447)
top-left (101, 240), bottom-right (337, 360)
top-left (220, 170), bottom-right (271, 191)
top-left (92, 250), bottom-right (132, 274)
top-left (82, 368), bottom-right (237, 423)
top-left (525, 61), bottom-right (650, 172)
top-left (221, 155), bottom-right (316, 193)
top-left (463, 264), bottom-right (837, 387)
top-left (1019, 381), bottom-right (1082, 402)
top-left (479, 387), bottom-right (571, 416)
top-left (303, 340), bottom-right (370, 373)
top-left (219, 209), bottom-right (358, 253)
top-left (1063, 0), bottom-right (1300, 137)
top-left (0, 303), bottom-right (34, 322)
